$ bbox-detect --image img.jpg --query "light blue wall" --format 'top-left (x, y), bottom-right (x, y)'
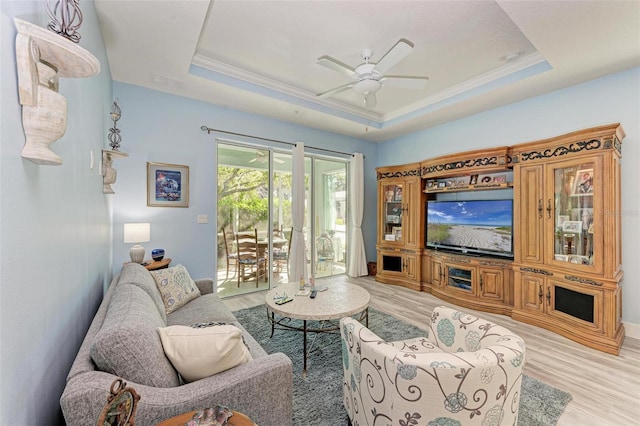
top-left (110, 82), bottom-right (379, 279)
top-left (380, 67), bottom-right (640, 327)
top-left (0, 1), bottom-right (112, 424)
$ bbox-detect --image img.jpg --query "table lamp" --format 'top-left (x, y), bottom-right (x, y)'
top-left (124, 223), bottom-right (150, 263)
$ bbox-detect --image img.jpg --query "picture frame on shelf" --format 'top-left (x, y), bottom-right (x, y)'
top-left (437, 181), bottom-right (446, 189)
top-left (386, 203), bottom-right (402, 216)
top-left (562, 220), bottom-right (582, 233)
top-left (470, 174), bottom-right (478, 185)
top-left (392, 226), bottom-right (402, 240)
top-left (386, 215), bottom-right (401, 224)
top-left (147, 162), bottom-right (189, 207)
top-left (492, 174), bottom-right (507, 184)
top-left (572, 168), bottom-right (594, 195)
top-left (476, 173), bottom-right (508, 186)
top-left (451, 176), bottom-right (469, 187)
top-left (426, 180), bottom-right (435, 189)
top-left (557, 215), bottom-right (570, 228)
top-left (394, 186), bottom-right (403, 201)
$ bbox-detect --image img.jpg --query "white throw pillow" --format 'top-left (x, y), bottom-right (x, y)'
top-left (157, 324), bottom-right (252, 382)
top-left (150, 264), bottom-right (201, 314)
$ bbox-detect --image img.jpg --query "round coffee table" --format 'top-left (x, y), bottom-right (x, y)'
top-left (265, 281), bottom-right (370, 375)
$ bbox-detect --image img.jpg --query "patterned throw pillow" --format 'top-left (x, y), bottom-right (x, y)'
top-left (150, 264), bottom-right (201, 314)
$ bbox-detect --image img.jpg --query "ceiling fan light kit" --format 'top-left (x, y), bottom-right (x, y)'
top-left (316, 38), bottom-right (428, 109)
top-left (353, 79), bottom-right (381, 94)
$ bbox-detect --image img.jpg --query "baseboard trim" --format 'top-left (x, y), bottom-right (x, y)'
top-left (623, 320), bottom-right (640, 340)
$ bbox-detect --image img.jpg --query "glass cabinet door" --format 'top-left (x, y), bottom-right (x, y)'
top-left (550, 159), bottom-right (601, 273)
top-left (382, 183), bottom-right (403, 243)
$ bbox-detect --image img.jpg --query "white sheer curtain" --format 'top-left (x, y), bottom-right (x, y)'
top-left (288, 143), bottom-right (308, 283)
top-left (348, 152), bottom-right (368, 276)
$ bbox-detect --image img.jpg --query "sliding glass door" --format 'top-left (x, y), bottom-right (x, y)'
top-left (312, 158), bottom-right (347, 278)
top-left (217, 141), bottom-right (347, 297)
top-left (217, 144), bottom-right (272, 297)
top-left (271, 152), bottom-right (293, 285)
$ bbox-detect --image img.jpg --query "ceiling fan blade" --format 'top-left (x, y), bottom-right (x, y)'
top-left (381, 75), bottom-right (429, 89)
top-left (316, 82), bottom-right (354, 98)
top-left (317, 55), bottom-right (356, 77)
top-left (364, 92), bottom-right (377, 109)
top-left (373, 39), bottom-right (414, 75)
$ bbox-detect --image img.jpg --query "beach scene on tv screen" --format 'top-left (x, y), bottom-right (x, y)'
top-left (427, 200), bottom-right (512, 253)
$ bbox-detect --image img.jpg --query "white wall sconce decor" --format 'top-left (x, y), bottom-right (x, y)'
top-left (102, 99), bottom-right (128, 193)
top-left (14, 18), bottom-right (99, 165)
top-left (108, 100), bottom-right (122, 151)
top-left (124, 223), bottom-right (151, 263)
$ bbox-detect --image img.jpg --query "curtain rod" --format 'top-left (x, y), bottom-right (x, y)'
top-left (200, 125), bottom-right (360, 158)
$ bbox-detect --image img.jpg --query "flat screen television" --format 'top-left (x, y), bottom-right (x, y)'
top-left (426, 199), bottom-right (514, 258)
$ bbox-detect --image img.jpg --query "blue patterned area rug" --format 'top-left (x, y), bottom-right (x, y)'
top-left (234, 305), bottom-right (572, 426)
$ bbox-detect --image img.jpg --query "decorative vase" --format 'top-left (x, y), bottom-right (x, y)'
top-left (151, 248), bottom-right (165, 261)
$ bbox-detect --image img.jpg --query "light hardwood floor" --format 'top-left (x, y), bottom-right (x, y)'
top-left (222, 275), bottom-right (640, 425)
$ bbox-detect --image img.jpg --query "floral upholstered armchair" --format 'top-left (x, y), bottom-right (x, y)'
top-left (340, 306), bottom-right (526, 426)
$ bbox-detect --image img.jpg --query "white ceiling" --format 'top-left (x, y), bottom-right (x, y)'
top-left (95, 1), bottom-right (640, 143)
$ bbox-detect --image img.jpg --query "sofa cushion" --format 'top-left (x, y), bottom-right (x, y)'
top-left (167, 293), bottom-right (238, 325)
top-left (158, 324), bottom-right (252, 382)
top-left (118, 262), bottom-right (167, 322)
top-left (150, 264), bottom-right (201, 314)
top-left (90, 284), bottom-right (180, 388)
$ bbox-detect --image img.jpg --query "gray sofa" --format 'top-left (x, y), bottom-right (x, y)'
top-left (60, 263), bottom-right (293, 425)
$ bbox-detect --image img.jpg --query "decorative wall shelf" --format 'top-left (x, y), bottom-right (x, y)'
top-left (102, 150), bottom-right (128, 194)
top-left (424, 182), bottom-right (513, 194)
top-left (424, 171), bottom-right (514, 193)
top-left (14, 18), bottom-right (100, 165)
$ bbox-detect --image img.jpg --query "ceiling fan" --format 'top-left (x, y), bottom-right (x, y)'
top-left (249, 151), bottom-right (285, 164)
top-left (316, 39), bottom-right (429, 108)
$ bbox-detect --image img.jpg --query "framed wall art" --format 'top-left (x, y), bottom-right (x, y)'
top-left (147, 162), bottom-right (189, 207)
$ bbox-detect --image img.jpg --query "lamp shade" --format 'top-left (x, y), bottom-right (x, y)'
top-left (124, 223), bottom-right (150, 243)
top-left (124, 223), bottom-right (150, 264)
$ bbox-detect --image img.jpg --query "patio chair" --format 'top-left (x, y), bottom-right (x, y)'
top-left (316, 234), bottom-right (335, 273)
top-left (236, 229), bottom-right (267, 287)
top-left (272, 226), bottom-right (292, 277)
top-left (221, 226), bottom-right (237, 280)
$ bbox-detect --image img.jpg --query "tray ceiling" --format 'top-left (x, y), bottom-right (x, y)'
top-left (95, 0), bottom-right (640, 142)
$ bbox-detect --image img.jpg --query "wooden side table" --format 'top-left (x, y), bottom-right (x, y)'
top-left (156, 410), bottom-right (256, 426)
top-left (143, 258), bottom-right (171, 271)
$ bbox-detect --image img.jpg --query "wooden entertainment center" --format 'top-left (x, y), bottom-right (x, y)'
top-left (376, 124), bottom-right (626, 354)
